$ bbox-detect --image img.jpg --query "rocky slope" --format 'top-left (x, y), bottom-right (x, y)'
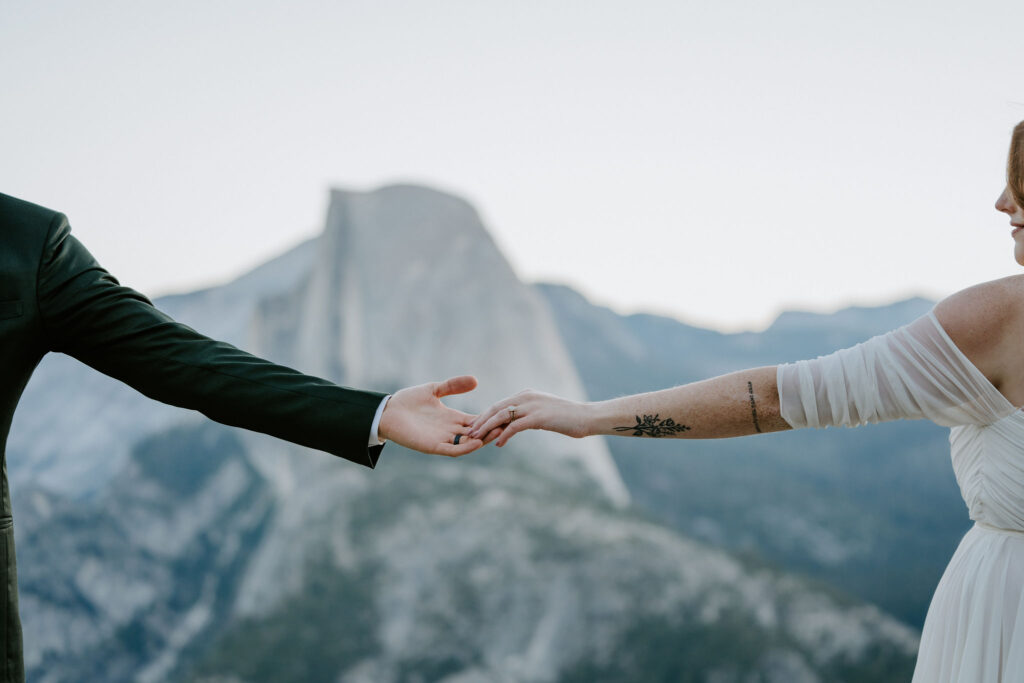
top-left (22, 424), bottom-right (919, 683)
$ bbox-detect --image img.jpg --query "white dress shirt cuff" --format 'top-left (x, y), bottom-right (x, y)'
top-left (368, 395), bottom-right (391, 446)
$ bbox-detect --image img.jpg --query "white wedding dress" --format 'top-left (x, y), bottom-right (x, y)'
top-left (777, 310), bottom-right (1024, 682)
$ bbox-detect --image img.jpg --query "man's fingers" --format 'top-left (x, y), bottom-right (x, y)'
top-left (434, 375), bottom-right (478, 398)
top-left (436, 437), bottom-right (483, 457)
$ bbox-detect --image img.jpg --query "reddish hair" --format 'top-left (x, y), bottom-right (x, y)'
top-left (1009, 121), bottom-right (1024, 208)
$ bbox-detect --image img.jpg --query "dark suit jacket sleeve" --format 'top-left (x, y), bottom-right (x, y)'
top-left (35, 213), bottom-right (386, 467)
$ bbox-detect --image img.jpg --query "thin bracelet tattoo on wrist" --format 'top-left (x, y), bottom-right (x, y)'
top-left (614, 414), bottom-right (691, 437)
top-left (747, 381), bottom-right (762, 433)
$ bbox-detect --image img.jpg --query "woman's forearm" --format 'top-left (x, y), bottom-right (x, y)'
top-left (468, 366), bottom-right (791, 446)
top-left (586, 366), bottom-right (791, 439)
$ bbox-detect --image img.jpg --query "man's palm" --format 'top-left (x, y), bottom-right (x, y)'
top-left (378, 375), bottom-right (484, 456)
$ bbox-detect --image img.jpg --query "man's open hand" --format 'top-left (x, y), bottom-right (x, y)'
top-left (378, 376), bottom-right (485, 456)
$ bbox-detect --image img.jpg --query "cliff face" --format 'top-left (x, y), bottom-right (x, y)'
top-left (10, 185), bottom-right (921, 682)
top-left (253, 185), bottom-right (628, 505)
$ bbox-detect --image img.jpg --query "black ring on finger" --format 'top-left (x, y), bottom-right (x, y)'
top-left (454, 434), bottom-right (462, 445)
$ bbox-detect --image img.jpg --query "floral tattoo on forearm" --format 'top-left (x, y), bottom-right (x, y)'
top-left (614, 414), bottom-right (691, 437)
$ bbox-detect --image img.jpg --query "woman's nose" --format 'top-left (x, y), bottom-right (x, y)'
top-left (996, 187), bottom-right (1014, 214)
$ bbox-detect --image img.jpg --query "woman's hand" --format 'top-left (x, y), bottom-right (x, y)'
top-left (468, 390), bottom-right (591, 447)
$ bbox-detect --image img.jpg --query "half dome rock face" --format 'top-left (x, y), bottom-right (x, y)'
top-left (257, 185), bottom-right (629, 506)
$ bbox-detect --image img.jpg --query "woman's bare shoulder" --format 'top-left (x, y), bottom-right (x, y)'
top-left (933, 275), bottom-right (1024, 388)
top-left (934, 275), bottom-right (1024, 331)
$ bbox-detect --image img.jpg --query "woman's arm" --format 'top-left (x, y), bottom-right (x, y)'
top-left (469, 366), bottom-right (791, 447)
top-left (470, 276), bottom-right (1024, 448)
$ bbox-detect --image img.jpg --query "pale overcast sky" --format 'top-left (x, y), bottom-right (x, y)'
top-left (2, 0), bottom-right (1022, 331)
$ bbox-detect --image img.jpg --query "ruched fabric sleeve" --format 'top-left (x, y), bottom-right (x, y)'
top-left (776, 311), bottom-right (1017, 429)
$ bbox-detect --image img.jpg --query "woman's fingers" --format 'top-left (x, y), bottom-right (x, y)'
top-left (468, 402), bottom-right (502, 435)
top-left (471, 391), bottom-right (528, 429)
top-left (469, 399), bottom-right (520, 439)
top-left (495, 414), bottom-right (534, 447)
top-left (462, 390), bottom-right (580, 447)
top-left (469, 401), bottom-right (503, 433)
top-left (481, 426), bottom-right (504, 444)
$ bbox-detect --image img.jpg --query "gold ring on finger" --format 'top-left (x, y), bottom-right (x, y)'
top-left (507, 405), bottom-right (518, 422)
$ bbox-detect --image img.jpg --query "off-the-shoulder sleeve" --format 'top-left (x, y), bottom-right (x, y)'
top-left (776, 311), bottom-right (1017, 429)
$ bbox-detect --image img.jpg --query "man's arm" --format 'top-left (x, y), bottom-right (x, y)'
top-left (36, 213), bottom-right (482, 464)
